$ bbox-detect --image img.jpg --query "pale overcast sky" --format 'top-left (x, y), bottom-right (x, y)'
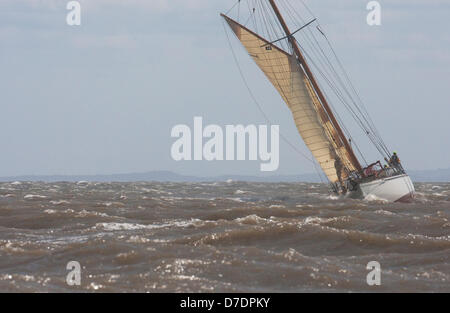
top-left (0, 0), bottom-right (449, 177)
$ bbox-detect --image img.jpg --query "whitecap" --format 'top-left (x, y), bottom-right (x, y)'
top-left (96, 222), bottom-right (151, 231)
top-left (96, 219), bottom-right (202, 232)
top-left (326, 194), bottom-right (341, 200)
top-left (375, 209), bottom-right (396, 216)
top-left (50, 200), bottom-right (70, 205)
top-left (228, 197), bottom-right (244, 202)
top-left (235, 214), bottom-right (268, 224)
top-left (24, 194), bottom-right (47, 200)
top-left (364, 194), bottom-right (388, 203)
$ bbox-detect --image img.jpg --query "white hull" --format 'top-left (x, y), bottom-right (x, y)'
top-left (358, 174), bottom-right (415, 202)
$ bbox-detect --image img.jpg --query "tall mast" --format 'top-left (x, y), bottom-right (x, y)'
top-left (268, 0), bottom-right (363, 174)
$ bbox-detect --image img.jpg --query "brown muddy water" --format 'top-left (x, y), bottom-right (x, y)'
top-left (0, 181), bottom-right (449, 292)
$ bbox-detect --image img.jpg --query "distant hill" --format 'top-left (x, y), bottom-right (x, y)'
top-left (0, 171), bottom-right (322, 183)
top-left (0, 169), bottom-right (448, 183)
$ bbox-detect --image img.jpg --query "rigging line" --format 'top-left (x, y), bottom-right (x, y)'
top-left (304, 55), bottom-right (385, 163)
top-left (284, 34), bottom-right (366, 169)
top-left (282, 1), bottom-right (366, 136)
top-left (258, 2), bottom-right (296, 96)
top-left (319, 86), bottom-right (370, 166)
top-left (281, 2), bottom-right (357, 146)
top-left (288, 14), bottom-right (387, 160)
top-left (264, 0), bottom-right (285, 50)
top-left (255, 0), bottom-right (264, 37)
top-left (256, 1), bottom-right (266, 42)
top-left (283, 1), bottom-right (347, 96)
top-left (254, 19), bottom-right (313, 175)
top-left (237, 0), bottom-right (241, 22)
top-left (298, 48), bottom-right (369, 164)
top-left (238, 4), bottom-right (350, 182)
top-left (246, 0), bottom-right (257, 34)
top-left (261, 1), bottom-right (315, 124)
top-left (318, 33), bottom-right (390, 156)
top-left (298, 62), bottom-right (361, 172)
top-left (227, 2), bottom-right (289, 125)
top-left (289, 3), bottom-right (389, 166)
top-left (258, 2), bottom-right (274, 50)
top-left (293, 0), bottom-right (390, 156)
top-left (221, 20), bottom-right (321, 171)
top-left (258, 5), bottom-right (330, 181)
top-left (320, 88), bottom-right (370, 166)
top-left (280, 0), bottom-right (304, 31)
top-left (258, 2), bottom-right (334, 178)
top-left (260, 18), bottom-right (317, 48)
top-left (281, 1), bottom-right (381, 149)
top-left (225, 0), bottom-right (241, 15)
top-left (222, 22), bottom-right (324, 182)
top-left (244, 0), bottom-right (256, 27)
top-left (300, 44), bottom-right (381, 156)
top-left (252, 0), bottom-right (259, 31)
top-left (263, 0), bottom-right (290, 53)
top-left (278, 1), bottom-right (360, 146)
top-left (249, 0), bottom-right (256, 30)
top-left (302, 31), bottom-right (380, 151)
top-left (299, 0), bottom-right (316, 18)
top-left (271, 2), bottom-right (358, 174)
top-left (243, 6), bottom-right (255, 26)
top-left (320, 31), bottom-right (389, 152)
top-left (311, 151), bottom-right (326, 184)
top-left (269, 52), bottom-right (330, 180)
top-left (295, 38), bottom-right (375, 165)
top-left (257, 2), bottom-right (321, 158)
top-left (260, 1), bottom-right (282, 49)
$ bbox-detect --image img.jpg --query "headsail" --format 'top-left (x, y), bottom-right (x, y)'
top-left (222, 14), bottom-right (358, 183)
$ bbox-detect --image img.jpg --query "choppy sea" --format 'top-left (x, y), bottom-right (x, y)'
top-left (0, 181), bottom-right (449, 292)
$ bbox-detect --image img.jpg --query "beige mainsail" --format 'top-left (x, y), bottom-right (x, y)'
top-left (223, 14), bottom-right (357, 183)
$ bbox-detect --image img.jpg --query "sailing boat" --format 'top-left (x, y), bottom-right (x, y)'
top-left (221, 0), bottom-right (415, 202)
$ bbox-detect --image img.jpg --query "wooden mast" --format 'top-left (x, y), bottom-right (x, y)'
top-left (268, 0), bottom-right (363, 174)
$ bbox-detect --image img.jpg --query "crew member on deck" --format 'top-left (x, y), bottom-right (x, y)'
top-left (390, 152), bottom-right (401, 166)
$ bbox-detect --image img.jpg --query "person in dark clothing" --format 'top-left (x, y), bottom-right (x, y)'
top-left (390, 152), bottom-right (401, 166)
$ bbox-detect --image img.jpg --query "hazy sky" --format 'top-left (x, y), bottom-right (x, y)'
top-left (1, 0), bottom-right (449, 177)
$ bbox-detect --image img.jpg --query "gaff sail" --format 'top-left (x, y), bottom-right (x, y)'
top-left (222, 14), bottom-right (358, 183)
